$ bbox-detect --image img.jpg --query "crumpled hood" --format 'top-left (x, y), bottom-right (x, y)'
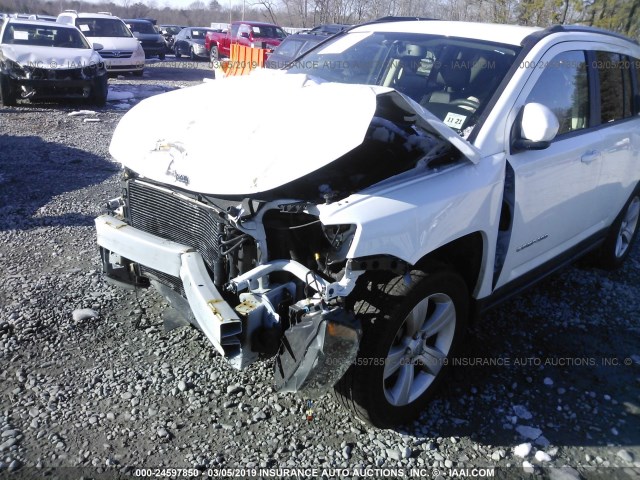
top-left (2, 44), bottom-right (99, 69)
top-left (110, 70), bottom-right (479, 196)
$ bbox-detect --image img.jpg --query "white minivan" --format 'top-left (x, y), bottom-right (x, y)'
top-left (57, 11), bottom-right (144, 76)
top-left (95, 19), bottom-right (640, 428)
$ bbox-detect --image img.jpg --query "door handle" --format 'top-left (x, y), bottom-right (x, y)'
top-left (581, 151), bottom-right (601, 164)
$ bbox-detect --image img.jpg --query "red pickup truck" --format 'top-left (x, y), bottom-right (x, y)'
top-left (205, 21), bottom-right (288, 61)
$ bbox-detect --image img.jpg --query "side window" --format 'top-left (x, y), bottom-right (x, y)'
top-left (632, 56), bottom-right (640, 115)
top-left (526, 50), bottom-right (589, 135)
top-left (596, 51), bottom-right (633, 122)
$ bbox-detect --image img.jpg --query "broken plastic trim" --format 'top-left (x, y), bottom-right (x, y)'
top-left (274, 306), bottom-right (361, 395)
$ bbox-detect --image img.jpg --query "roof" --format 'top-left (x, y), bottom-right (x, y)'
top-left (351, 20), bottom-right (542, 46)
top-left (4, 17), bottom-right (78, 29)
top-left (231, 20), bottom-right (279, 27)
top-left (60, 12), bottom-right (123, 20)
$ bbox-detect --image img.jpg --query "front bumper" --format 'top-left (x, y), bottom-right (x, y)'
top-left (141, 44), bottom-right (166, 57)
top-left (11, 77), bottom-right (95, 98)
top-left (95, 215), bottom-right (242, 357)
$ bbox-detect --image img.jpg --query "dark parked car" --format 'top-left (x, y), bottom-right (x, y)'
top-left (159, 24), bottom-right (184, 51)
top-left (306, 23), bottom-right (352, 35)
top-left (265, 28), bottom-right (343, 69)
top-left (124, 19), bottom-right (166, 59)
top-left (173, 27), bottom-right (217, 59)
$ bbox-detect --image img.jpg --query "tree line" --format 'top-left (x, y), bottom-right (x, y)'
top-left (1, 0), bottom-right (637, 39)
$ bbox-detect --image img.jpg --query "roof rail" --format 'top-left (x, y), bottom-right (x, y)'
top-left (62, 10), bottom-right (77, 14)
top-left (372, 16), bottom-right (438, 23)
top-left (523, 24), bottom-right (638, 47)
top-left (98, 11), bottom-right (112, 16)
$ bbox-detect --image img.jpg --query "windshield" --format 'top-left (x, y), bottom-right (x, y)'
top-left (190, 29), bottom-right (212, 39)
top-left (126, 21), bottom-right (156, 34)
top-left (76, 18), bottom-right (133, 38)
top-left (288, 31), bottom-right (520, 136)
top-left (252, 25), bottom-right (287, 39)
top-left (2, 23), bottom-right (90, 49)
top-left (163, 26), bottom-right (181, 35)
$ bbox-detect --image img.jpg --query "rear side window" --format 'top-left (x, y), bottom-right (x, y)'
top-left (595, 51), bottom-right (634, 123)
top-left (526, 50), bottom-right (589, 135)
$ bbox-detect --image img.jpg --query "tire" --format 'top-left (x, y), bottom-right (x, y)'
top-left (0, 74), bottom-right (16, 107)
top-left (210, 45), bottom-right (219, 62)
top-left (90, 75), bottom-right (108, 107)
top-left (335, 269), bottom-right (469, 428)
top-left (174, 46), bottom-right (181, 58)
top-left (595, 185), bottom-right (640, 270)
top-left (190, 47), bottom-right (196, 61)
top-left (132, 69), bottom-right (144, 77)
top-left (159, 53), bottom-right (166, 60)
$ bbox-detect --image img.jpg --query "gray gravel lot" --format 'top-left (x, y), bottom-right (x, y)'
top-left (0, 59), bottom-right (639, 479)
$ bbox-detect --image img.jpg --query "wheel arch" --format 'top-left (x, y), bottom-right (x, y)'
top-left (414, 231), bottom-right (486, 300)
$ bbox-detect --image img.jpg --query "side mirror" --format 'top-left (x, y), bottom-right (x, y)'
top-left (186, 35), bottom-right (191, 39)
top-left (513, 103), bottom-right (559, 151)
top-left (93, 42), bottom-right (104, 51)
top-left (240, 32), bottom-right (250, 39)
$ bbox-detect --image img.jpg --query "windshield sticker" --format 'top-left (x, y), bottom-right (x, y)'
top-left (443, 112), bottom-right (467, 129)
top-left (317, 31), bottom-right (373, 54)
top-left (13, 30), bottom-right (29, 40)
top-left (79, 24), bottom-right (90, 32)
top-left (253, 27), bottom-right (261, 33)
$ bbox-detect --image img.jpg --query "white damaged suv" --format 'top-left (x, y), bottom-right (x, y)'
top-left (96, 19), bottom-right (640, 427)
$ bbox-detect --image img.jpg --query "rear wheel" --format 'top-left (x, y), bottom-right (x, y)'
top-left (596, 185), bottom-right (640, 270)
top-left (159, 53), bottom-right (166, 60)
top-left (0, 74), bottom-right (16, 107)
top-left (335, 269), bottom-right (468, 428)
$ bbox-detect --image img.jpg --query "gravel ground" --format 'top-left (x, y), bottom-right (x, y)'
top-left (0, 59), bottom-right (639, 480)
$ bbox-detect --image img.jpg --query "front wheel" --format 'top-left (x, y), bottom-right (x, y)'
top-left (596, 185), bottom-right (640, 270)
top-left (90, 75), bottom-right (108, 106)
top-left (335, 269), bottom-right (469, 428)
top-left (158, 53), bottom-right (166, 60)
top-left (210, 45), bottom-right (219, 62)
top-left (174, 46), bottom-right (181, 58)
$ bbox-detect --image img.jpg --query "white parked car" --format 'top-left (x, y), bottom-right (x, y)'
top-left (0, 18), bottom-right (107, 106)
top-left (95, 19), bottom-right (640, 427)
top-left (56, 11), bottom-right (144, 76)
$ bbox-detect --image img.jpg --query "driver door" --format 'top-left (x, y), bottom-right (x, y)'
top-left (495, 46), bottom-right (606, 289)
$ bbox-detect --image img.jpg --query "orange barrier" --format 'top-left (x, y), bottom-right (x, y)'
top-left (220, 44), bottom-right (267, 76)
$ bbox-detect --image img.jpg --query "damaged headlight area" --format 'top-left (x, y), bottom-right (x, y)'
top-left (2, 59), bottom-right (27, 78)
top-left (96, 173), bottom-right (365, 391)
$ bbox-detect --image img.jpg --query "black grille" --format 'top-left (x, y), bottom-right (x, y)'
top-left (127, 180), bottom-right (222, 274)
top-left (30, 68), bottom-right (84, 80)
top-left (142, 266), bottom-right (185, 296)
